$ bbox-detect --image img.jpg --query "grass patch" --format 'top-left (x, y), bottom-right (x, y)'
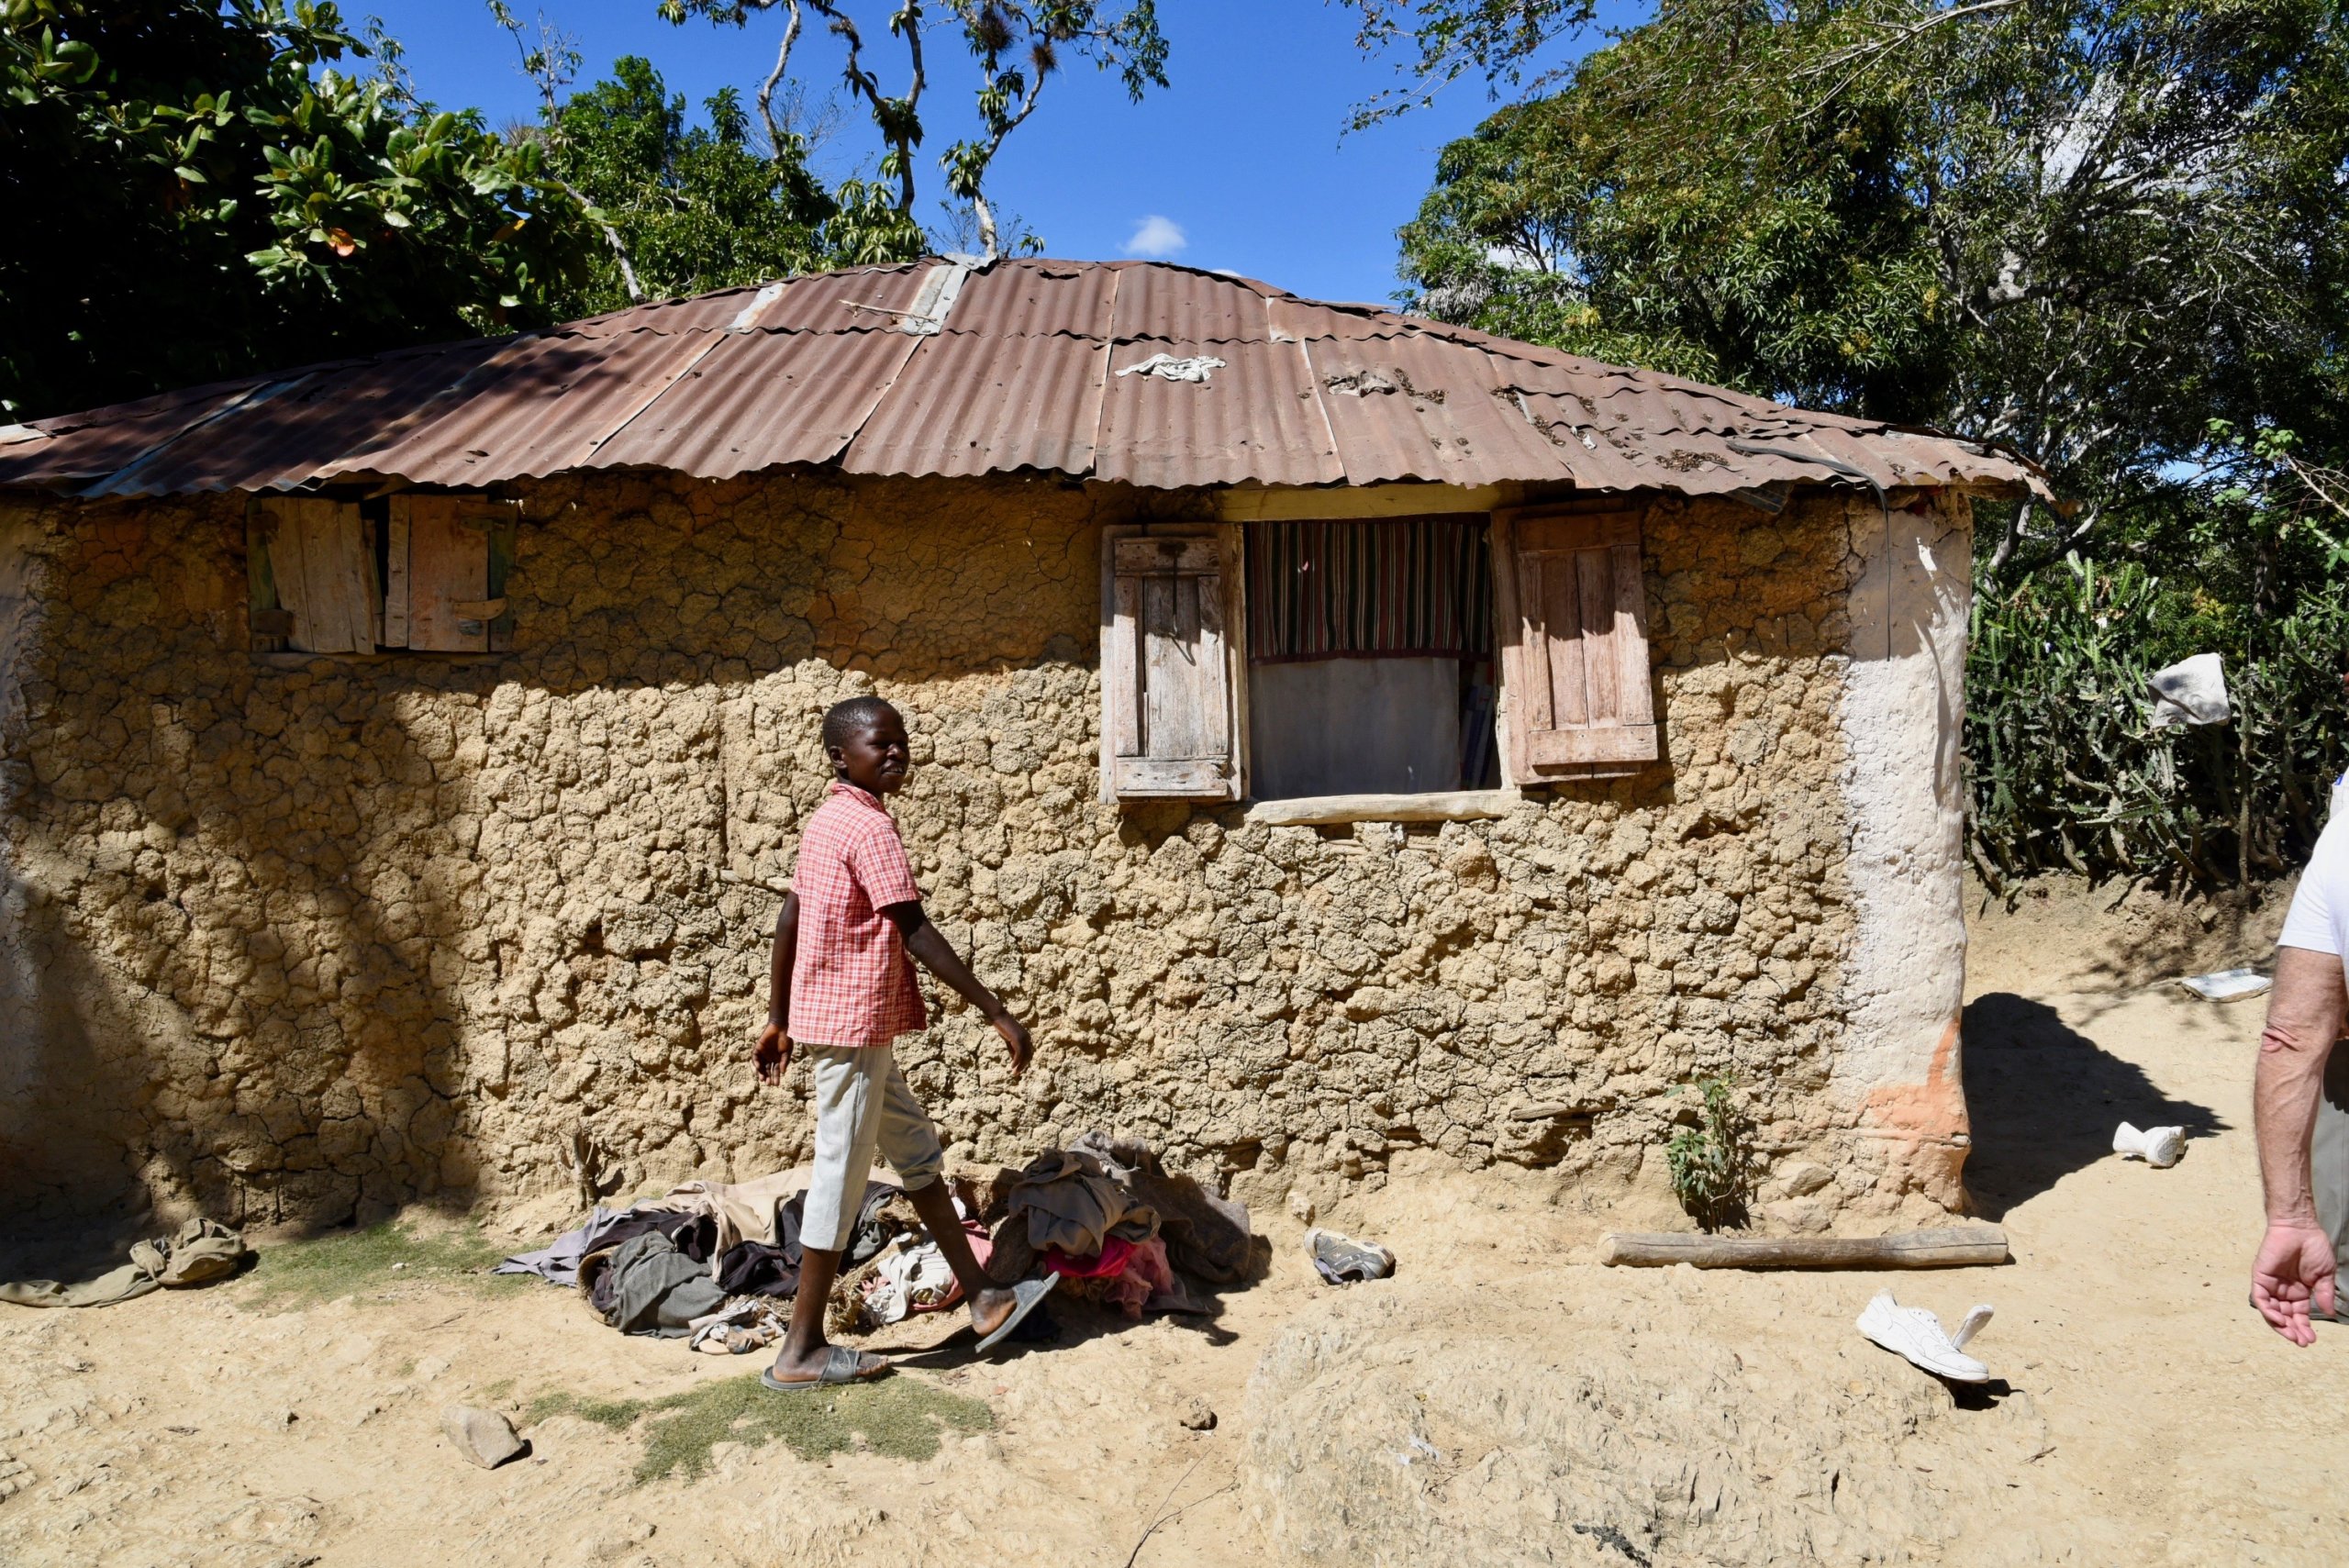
top-left (239, 1220), bottom-right (531, 1307)
top-left (529, 1373), bottom-right (994, 1482)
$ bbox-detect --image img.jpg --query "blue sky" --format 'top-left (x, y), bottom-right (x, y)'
top-left (378, 0), bottom-right (1597, 305)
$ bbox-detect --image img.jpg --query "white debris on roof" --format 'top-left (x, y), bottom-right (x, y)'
top-left (1116, 352), bottom-right (1228, 384)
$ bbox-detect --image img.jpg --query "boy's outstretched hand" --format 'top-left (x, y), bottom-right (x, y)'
top-left (990, 1012), bottom-right (1034, 1076)
top-left (754, 1020), bottom-right (791, 1085)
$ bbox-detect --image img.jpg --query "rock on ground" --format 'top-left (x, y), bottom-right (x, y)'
top-left (441, 1405), bottom-right (525, 1470)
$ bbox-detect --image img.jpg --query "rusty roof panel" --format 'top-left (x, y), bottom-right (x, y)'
top-left (1303, 336), bottom-right (1572, 487)
top-left (333, 331), bottom-right (710, 485)
top-left (0, 256), bottom-right (2043, 502)
top-left (845, 328), bottom-right (1109, 479)
top-left (593, 328), bottom-right (921, 477)
top-left (1096, 337), bottom-right (1338, 488)
top-left (749, 263), bottom-right (932, 333)
top-left (0, 380), bottom-right (268, 489)
top-left (1107, 263), bottom-right (1275, 344)
top-left (940, 258), bottom-right (1119, 339)
top-left (1267, 296), bottom-right (1419, 343)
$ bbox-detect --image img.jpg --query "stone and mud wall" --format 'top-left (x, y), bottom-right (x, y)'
top-left (0, 473), bottom-right (1971, 1231)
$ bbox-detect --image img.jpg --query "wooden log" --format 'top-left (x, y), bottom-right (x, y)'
top-left (1598, 1226), bottom-right (2009, 1270)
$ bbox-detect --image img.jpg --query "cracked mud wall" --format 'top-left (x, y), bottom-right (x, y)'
top-left (0, 473), bottom-right (1965, 1229)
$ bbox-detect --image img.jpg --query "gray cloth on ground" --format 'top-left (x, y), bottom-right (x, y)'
top-left (494, 1205), bottom-right (637, 1287)
top-left (0, 1218), bottom-right (247, 1309)
top-left (601, 1230), bottom-right (727, 1337)
top-left (1008, 1147), bottom-right (1158, 1257)
top-left (1070, 1131), bottom-right (1252, 1284)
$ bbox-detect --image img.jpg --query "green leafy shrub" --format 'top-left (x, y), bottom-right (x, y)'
top-left (1666, 1075), bottom-right (1753, 1231)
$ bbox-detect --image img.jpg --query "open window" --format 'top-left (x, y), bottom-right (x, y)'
top-left (1097, 503), bottom-right (1658, 806)
top-left (1243, 517), bottom-right (1498, 800)
top-left (248, 495), bottom-right (516, 655)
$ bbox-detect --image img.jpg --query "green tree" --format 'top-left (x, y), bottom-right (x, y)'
top-left (545, 57), bottom-right (836, 313)
top-left (1374, 0), bottom-right (2349, 884)
top-left (1394, 0), bottom-right (2349, 572)
top-left (0, 0), bottom-right (594, 418)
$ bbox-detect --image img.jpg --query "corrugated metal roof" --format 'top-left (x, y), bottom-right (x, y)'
top-left (0, 257), bottom-right (2045, 501)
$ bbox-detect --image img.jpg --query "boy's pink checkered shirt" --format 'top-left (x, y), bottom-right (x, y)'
top-left (786, 782), bottom-right (927, 1048)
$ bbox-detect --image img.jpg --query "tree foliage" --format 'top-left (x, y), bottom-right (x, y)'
top-left (1380, 0), bottom-right (2349, 884)
top-left (542, 57), bottom-right (839, 313)
top-left (0, 0), bottom-right (594, 417)
top-left (1398, 0), bottom-right (2349, 549)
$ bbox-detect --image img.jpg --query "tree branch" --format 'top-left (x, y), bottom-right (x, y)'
top-left (758, 0), bottom-right (805, 166)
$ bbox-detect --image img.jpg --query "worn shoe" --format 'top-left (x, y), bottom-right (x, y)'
top-left (1306, 1228), bottom-right (1395, 1285)
top-left (2113, 1121), bottom-right (2187, 1168)
top-left (1856, 1290), bottom-right (1991, 1383)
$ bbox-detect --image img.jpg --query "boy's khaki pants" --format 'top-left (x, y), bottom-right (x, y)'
top-left (800, 1042), bottom-right (947, 1253)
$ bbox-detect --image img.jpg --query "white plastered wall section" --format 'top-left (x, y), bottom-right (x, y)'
top-left (1832, 490), bottom-right (1974, 1211)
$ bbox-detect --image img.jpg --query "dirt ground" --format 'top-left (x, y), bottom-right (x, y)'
top-left (4, 880), bottom-right (2344, 1567)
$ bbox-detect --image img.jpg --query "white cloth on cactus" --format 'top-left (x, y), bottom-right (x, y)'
top-left (2146, 651), bottom-right (2230, 728)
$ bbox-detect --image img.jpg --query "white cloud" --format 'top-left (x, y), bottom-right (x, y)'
top-left (1123, 215), bottom-right (1187, 258)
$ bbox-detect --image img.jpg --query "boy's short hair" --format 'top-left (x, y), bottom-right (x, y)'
top-left (821, 695), bottom-right (901, 753)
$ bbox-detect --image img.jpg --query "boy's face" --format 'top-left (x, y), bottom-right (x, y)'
top-left (830, 708), bottom-right (912, 795)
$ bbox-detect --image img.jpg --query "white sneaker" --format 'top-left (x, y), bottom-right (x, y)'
top-left (1856, 1290), bottom-right (1991, 1383)
top-left (2113, 1121), bottom-right (2187, 1168)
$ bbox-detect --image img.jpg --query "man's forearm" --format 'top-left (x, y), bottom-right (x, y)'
top-left (2257, 1037), bottom-right (2332, 1222)
top-left (2257, 946), bottom-right (2343, 1223)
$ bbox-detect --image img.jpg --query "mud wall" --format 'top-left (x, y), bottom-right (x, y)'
top-left (0, 473), bottom-right (1969, 1230)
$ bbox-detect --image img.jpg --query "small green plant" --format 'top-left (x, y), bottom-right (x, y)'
top-left (528, 1374), bottom-right (994, 1483)
top-left (239, 1220), bottom-right (529, 1308)
top-left (1666, 1074), bottom-right (1754, 1231)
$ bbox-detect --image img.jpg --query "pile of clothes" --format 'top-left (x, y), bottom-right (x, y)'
top-left (990, 1132), bottom-right (1253, 1318)
top-left (495, 1131), bottom-right (1254, 1348)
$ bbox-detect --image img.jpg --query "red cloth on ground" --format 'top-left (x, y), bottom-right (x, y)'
top-left (1042, 1236), bottom-right (1134, 1280)
top-left (1044, 1236), bottom-right (1176, 1319)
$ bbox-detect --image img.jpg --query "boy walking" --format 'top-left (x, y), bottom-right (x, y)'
top-left (753, 696), bottom-right (1054, 1388)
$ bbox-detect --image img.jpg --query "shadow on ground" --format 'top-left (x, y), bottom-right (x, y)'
top-left (1963, 991), bottom-right (2227, 1222)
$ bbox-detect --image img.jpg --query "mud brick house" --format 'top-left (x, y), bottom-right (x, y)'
top-left (0, 258), bottom-right (2039, 1231)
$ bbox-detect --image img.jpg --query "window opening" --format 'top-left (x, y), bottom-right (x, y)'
top-left (1243, 517), bottom-right (1499, 800)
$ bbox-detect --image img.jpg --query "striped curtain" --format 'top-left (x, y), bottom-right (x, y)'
top-left (1246, 518), bottom-right (1495, 663)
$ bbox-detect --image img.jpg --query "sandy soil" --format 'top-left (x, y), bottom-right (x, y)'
top-left (3, 886), bottom-right (2343, 1567)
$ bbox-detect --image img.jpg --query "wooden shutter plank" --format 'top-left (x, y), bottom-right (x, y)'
top-left (407, 498), bottom-right (490, 653)
top-left (1537, 553), bottom-right (1590, 727)
top-left (1575, 550), bottom-right (1619, 721)
top-left (245, 501), bottom-right (290, 650)
top-left (1526, 724), bottom-right (1659, 767)
top-left (484, 515), bottom-right (518, 651)
top-left (384, 501), bottom-right (412, 647)
top-left (1609, 541), bottom-right (1655, 728)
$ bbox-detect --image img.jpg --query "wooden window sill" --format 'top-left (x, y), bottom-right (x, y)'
top-left (1241, 789), bottom-right (1525, 827)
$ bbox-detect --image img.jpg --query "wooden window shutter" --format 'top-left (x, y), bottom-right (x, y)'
top-left (387, 495), bottom-right (517, 652)
top-left (1098, 526), bottom-right (1244, 800)
top-left (248, 497), bottom-right (378, 653)
top-left (1494, 506), bottom-right (1658, 776)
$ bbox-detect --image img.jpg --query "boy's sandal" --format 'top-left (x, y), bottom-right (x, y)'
top-left (974, 1274), bottom-right (1059, 1354)
top-left (759, 1346), bottom-right (889, 1392)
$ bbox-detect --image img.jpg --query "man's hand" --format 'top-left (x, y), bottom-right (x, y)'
top-left (754, 1021), bottom-right (791, 1086)
top-left (2252, 1219), bottom-right (2338, 1346)
top-left (989, 1012), bottom-right (1034, 1076)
